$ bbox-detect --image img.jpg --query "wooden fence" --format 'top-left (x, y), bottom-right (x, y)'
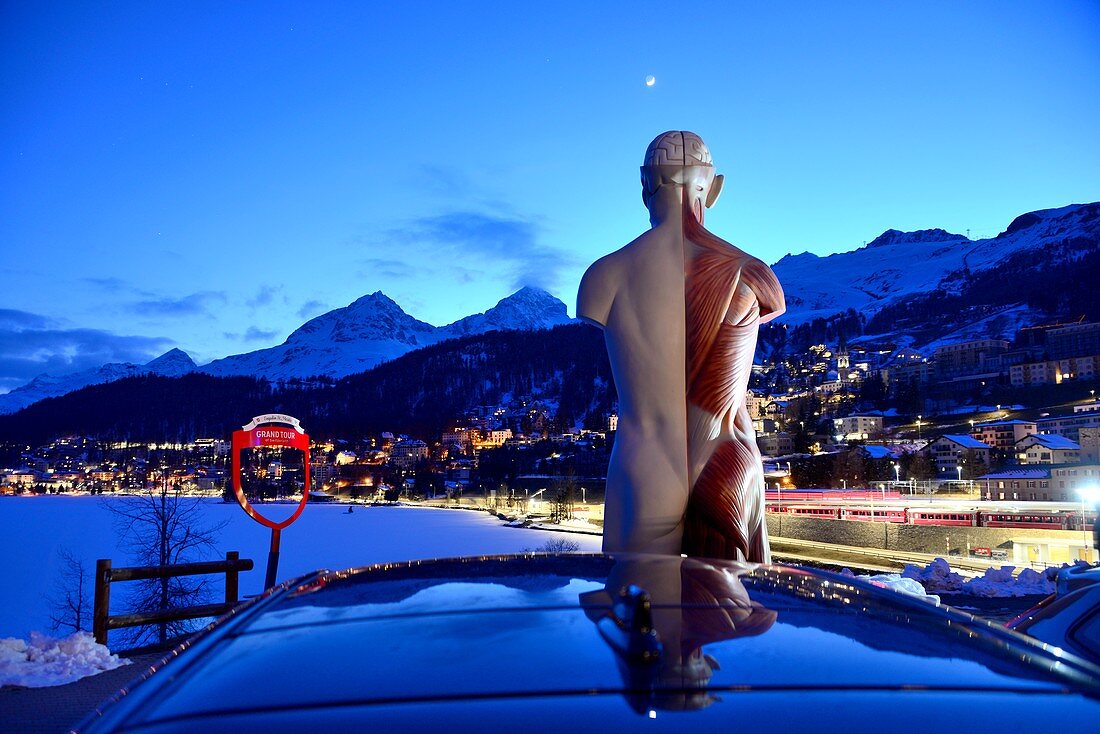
top-left (93, 551), bottom-right (254, 645)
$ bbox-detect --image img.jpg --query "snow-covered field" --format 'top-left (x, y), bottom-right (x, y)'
top-left (1, 496), bottom-right (1077, 687)
top-left (0, 496), bottom-right (601, 641)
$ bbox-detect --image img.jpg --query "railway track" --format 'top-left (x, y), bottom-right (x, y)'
top-left (770, 536), bottom-right (1019, 575)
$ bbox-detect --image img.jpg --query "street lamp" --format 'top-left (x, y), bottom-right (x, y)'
top-left (1077, 485), bottom-right (1100, 562)
top-left (916, 415), bottom-right (923, 441)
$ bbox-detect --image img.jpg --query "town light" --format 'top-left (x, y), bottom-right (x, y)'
top-left (1077, 485), bottom-right (1099, 557)
top-left (1079, 485), bottom-right (1100, 506)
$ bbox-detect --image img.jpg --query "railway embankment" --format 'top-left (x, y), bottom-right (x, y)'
top-left (766, 514), bottom-right (1085, 563)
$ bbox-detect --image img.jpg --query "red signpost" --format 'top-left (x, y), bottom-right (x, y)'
top-left (231, 414), bottom-right (311, 589)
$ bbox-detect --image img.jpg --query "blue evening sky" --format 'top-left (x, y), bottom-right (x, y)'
top-left (1, 1), bottom-right (1098, 389)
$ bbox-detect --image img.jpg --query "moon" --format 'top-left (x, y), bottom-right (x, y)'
top-left (645, 75), bottom-right (656, 87)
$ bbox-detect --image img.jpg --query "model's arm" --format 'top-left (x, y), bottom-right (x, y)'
top-left (743, 258), bottom-right (785, 324)
top-left (577, 258), bottom-right (614, 327)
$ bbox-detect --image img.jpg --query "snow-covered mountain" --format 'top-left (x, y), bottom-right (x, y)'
top-left (771, 202), bottom-right (1100, 348)
top-left (439, 286), bottom-right (571, 338)
top-left (0, 348), bottom-right (197, 415)
top-left (773, 227), bottom-right (970, 323)
top-left (0, 288), bottom-right (576, 415)
top-left (4, 202), bottom-right (1094, 413)
top-left (203, 286), bottom-right (574, 381)
top-left (201, 291), bottom-right (440, 381)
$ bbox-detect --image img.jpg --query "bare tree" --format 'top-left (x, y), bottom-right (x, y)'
top-left (549, 473), bottom-right (577, 524)
top-left (525, 538), bottom-right (581, 553)
top-left (107, 473), bottom-right (226, 646)
top-left (47, 547), bottom-right (91, 633)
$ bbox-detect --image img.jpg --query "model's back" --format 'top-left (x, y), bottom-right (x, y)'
top-left (578, 131), bottom-right (784, 559)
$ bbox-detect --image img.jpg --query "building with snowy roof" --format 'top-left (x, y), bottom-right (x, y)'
top-left (978, 463), bottom-right (1100, 502)
top-left (970, 419), bottom-right (1036, 449)
top-left (1014, 434), bottom-right (1081, 465)
top-left (922, 434), bottom-right (992, 477)
top-left (1036, 412), bottom-right (1100, 442)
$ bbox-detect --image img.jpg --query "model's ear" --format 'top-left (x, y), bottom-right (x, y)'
top-left (705, 174), bottom-right (724, 208)
top-left (641, 168), bottom-right (657, 207)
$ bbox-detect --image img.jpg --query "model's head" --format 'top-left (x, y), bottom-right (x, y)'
top-left (640, 131), bottom-right (724, 213)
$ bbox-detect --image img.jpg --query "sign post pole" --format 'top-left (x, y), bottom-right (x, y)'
top-left (265, 527), bottom-right (282, 590)
top-left (230, 413), bottom-right (311, 590)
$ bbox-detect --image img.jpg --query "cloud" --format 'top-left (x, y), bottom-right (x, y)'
top-left (0, 316), bottom-right (172, 391)
top-left (296, 300), bottom-right (327, 319)
top-left (247, 284), bottom-right (284, 308)
top-left (82, 276), bottom-right (132, 290)
top-left (358, 258), bottom-right (414, 279)
top-left (381, 210), bottom-right (574, 290)
top-left (81, 277), bottom-right (156, 299)
top-left (223, 326), bottom-right (281, 342)
top-left (245, 326), bottom-right (279, 341)
top-left (0, 309), bottom-right (54, 330)
top-left (129, 291), bottom-right (227, 317)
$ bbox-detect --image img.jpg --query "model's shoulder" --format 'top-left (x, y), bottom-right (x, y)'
top-left (740, 255), bottom-right (785, 323)
top-left (581, 232), bottom-right (652, 281)
top-left (689, 229), bottom-right (750, 262)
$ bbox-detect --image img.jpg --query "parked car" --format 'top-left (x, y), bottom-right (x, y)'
top-left (1008, 564), bottom-right (1100, 665)
top-left (77, 554), bottom-right (1100, 733)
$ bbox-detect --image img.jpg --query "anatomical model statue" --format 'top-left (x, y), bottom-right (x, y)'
top-left (577, 131), bottom-right (784, 561)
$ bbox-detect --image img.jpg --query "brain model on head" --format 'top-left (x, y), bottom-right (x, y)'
top-left (643, 131), bottom-right (713, 168)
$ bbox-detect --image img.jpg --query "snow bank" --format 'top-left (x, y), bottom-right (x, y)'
top-left (839, 568), bottom-right (940, 603)
top-left (955, 566), bottom-right (1057, 597)
top-left (844, 558), bottom-right (1075, 600)
top-left (900, 558), bottom-right (1060, 597)
top-left (0, 632), bottom-right (128, 688)
top-left (845, 558), bottom-right (1063, 599)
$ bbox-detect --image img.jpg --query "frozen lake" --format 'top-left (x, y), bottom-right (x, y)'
top-left (0, 496), bottom-right (601, 639)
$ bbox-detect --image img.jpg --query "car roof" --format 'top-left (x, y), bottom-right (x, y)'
top-left (80, 553), bottom-right (1100, 732)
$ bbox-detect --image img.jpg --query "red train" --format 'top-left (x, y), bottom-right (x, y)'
top-left (766, 503), bottom-right (1096, 531)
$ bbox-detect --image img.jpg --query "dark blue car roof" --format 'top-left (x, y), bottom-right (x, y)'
top-left (79, 554), bottom-right (1100, 733)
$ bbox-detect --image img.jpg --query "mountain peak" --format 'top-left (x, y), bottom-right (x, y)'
top-left (498, 286), bottom-right (561, 307)
top-left (144, 348), bottom-right (196, 378)
top-left (865, 228), bottom-right (966, 249)
top-left (997, 202), bottom-right (1100, 239)
top-left (146, 348), bottom-right (195, 370)
top-left (286, 291), bottom-right (435, 347)
top-left (349, 291), bottom-right (401, 309)
top-left (442, 288), bottom-right (572, 337)
top-left (774, 251), bottom-right (819, 266)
